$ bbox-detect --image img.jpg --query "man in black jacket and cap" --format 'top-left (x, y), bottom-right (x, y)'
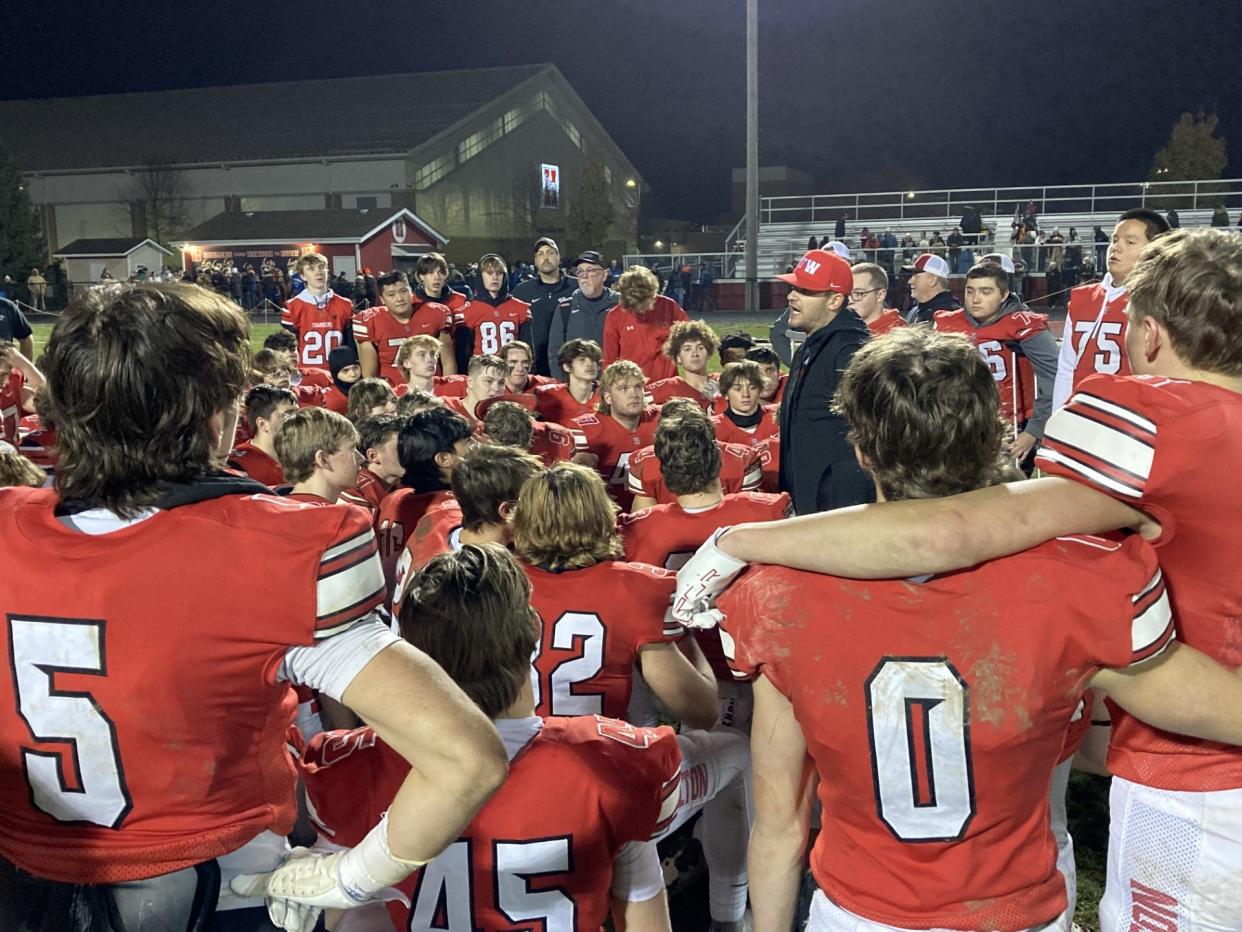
top-left (777, 249), bottom-right (874, 514)
top-left (511, 237), bottom-right (577, 377)
top-left (902, 253), bottom-right (962, 324)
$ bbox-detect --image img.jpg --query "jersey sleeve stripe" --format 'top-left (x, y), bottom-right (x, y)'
top-left (741, 462), bottom-right (763, 490)
top-left (320, 529), bottom-right (377, 566)
top-left (1043, 407), bottom-right (1155, 481)
top-left (316, 593), bottom-right (387, 639)
top-left (1130, 570), bottom-right (1175, 663)
top-left (650, 774), bottom-right (681, 838)
top-left (352, 321), bottom-right (370, 340)
top-left (718, 626), bottom-right (752, 681)
top-left (317, 553), bottom-right (387, 636)
top-left (1071, 390), bottom-right (1158, 436)
top-left (627, 469), bottom-right (644, 495)
top-left (1036, 448), bottom-right (1145, 499)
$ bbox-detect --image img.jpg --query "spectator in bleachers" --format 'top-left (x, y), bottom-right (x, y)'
top-left (1093, 225), bottom-right (1109, 269)
top-left (947, 227), bottom-right (964, 272)
top-left (835, 214), bottom-right (847, 239)
top-left (1166, 207), bottom-right (1180, 229)
top-left (1210, 203), bottom-right (1230, 226)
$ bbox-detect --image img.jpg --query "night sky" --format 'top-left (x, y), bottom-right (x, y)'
top-left (4, 0), bottom-right (1239, 222)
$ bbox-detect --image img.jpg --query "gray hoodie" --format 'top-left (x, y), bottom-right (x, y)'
top-left (545, 287), bottom-right (618, 374)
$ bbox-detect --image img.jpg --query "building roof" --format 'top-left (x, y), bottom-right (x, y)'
top-left (175, 208), bottom-right (446, 247)
top-left (55, 237), bottom-right (172, 257)
top-left (0, 64), bottom-right (549, 172)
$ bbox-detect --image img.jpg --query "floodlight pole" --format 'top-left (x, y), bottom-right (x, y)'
top-left (744, 0), bottom-right (759, 314)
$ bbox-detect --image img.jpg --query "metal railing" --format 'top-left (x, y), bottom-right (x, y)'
top-left (622, 252), bottom-right (736, 280)
top-left (727, 177), bottom-right (1242, 253)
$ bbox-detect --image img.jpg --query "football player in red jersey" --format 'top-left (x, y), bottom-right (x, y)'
top-left (534, 337), bottom-right (602, 425)
top-left (445, 353), bottom-right (506, 429)
top-left (280, 253), bottom-right (355, 370)
top-left (274, 407), bottom-right (364, 506)
top-left (630, 399), bottom-right (763, 510)
top-left (849, 261), bottom-right (906, 335)
top-left (0, 284), bottom-right (506, 931)
top-left (513, 462), bottom-right (718, 730)
top-left (355, 270), bottom-right (455, 385)
top-left (482, 399), bottom-right (576, 467)
top-left (453, 254), bottom-right (534, 369)
top-left (647, 319), bottom-right (720, 409)
top-left (376, 406), bottom-right (475, 591)
top-left (745, 344), bottom-right (788, 405)
top-left (227, 384), bottom-right (296, 489)
top-left (393, 444), bottom-right (544, 610)
top-left (339, 414), bottom-right (404, 521)
top-left (934, 262), bottom-right (1060, 463)
top-left (262, 329), bottom-right (333, 389)
top-left (603, 265), bottom-right (689, 380)
top-left (413, 251), bottom-right (468, 317)
top-left (569, 359), bottom-right (660, 510)
top-left (701, 327), bottom-right (1242, 932)
top-left (0, 339), bottom-right (42, 446)
top-left (1052, 209), bottom-right (1170, 411)
top-left (499, 340), bottom-right (555, 394)
top-left (305, 544), bottom-right (684, 932)
top-left (712, 360), bottom-right (781, 448)
top-left (393, 333), bottom-right (467, 399)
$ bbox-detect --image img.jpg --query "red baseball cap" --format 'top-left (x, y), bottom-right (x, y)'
top-left (777, 249), bottom-right (853, 295)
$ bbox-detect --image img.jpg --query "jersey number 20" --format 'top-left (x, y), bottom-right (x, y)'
top-left (9, 617), bottom-right (132, 828)
top-left (865, 657), bottom-right (975, 842)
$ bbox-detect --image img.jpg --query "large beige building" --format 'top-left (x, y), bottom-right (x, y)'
top-left (0, 64), bottom-right (642, 263)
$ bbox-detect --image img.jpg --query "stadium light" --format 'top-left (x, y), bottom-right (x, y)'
top-left (625, 178), bottom-right (637, 189)
top-left (654, 240), bottom-right (664, 249)
top-left (906, 191), bottom-right (916, 200)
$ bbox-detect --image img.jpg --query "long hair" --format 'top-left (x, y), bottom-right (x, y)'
top-left (41, 284), bottom-right (250, 516)
top-left (512, 462), bottom-right (622, 570)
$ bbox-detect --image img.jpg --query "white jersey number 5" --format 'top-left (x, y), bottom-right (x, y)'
top-left (9, 617), bottom-right (132, 828)
top-left (865, 657), bottom-right (975, 842)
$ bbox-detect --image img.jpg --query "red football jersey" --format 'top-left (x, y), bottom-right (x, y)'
top-left (754, 437), bottom-right (781, 492)
top-left (1, 369), bottom-right (26, 444)
top-left (297, 366), bottom-right (333, 389)
top-left (626, 441), bottom-right (763, 505)
top-left (711, 409), bottom-right (780, 448)
top-left (523, 560), bottom-right (684, 719)
top-left (17, 425), bottom-right (57, 474)
top-left (867, 308), bottom-right (908, 336)
top-left (455, 296), bottom-right (532, 356)
top-left (392, 499), bottom-right (464, 613)
top-left (619, 492), bottom-right (791, 569)
top-left (1037, 374), bottom-right (1242, 791)
top-left (280, 291), bottom-right (354, 369)
top-left (292, 383), bottom-right (348, 415)
top-left (352, 301), bottom-right (452, 386)
top-left (646, 376), bottom-right (718, 410)
top-left (569, 409), bottom-right (660, 510)
top-left (338, 468), bottom-right (393, 523)
top-left (1064, 282), bottom-right (1131, 392)
top-left (933, 309), bottom-right (1049, 427)
top-left (0, 488), bottom-right (386, 883)
top-left (376, 488), bottom-right (456, 593)
top-left (767, 372), bottom-right (788, 405)
top-left (529, 420), bottom-right (577, 467)
top-left (602, 296), bottom-right (688, 380)
top-left (300, 717), bottom-right (680, 932)
top-left (508, 373), bottom-right (557, 394)
top-left (226, 440), bottom-right (286, 489)
top-left (533, 382), bottom-right (600, 426)
top-left (720, 535), bottom-right (1173, 930)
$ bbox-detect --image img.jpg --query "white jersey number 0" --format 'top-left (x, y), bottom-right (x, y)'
top-left (866, 658), bottom-right (975, 842)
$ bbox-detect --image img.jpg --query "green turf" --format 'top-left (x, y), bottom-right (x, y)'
top-left (31, 320), bottom-right (286, 359)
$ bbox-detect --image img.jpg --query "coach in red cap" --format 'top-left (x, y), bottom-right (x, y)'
top-left (776, 249), bottom-right (875, 514)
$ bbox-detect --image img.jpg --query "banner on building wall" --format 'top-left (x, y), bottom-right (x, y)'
top-left (541, 164), bottom-right (560, 210)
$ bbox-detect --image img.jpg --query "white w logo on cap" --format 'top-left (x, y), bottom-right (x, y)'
top-left (799, 258), bottom-right (821, 275)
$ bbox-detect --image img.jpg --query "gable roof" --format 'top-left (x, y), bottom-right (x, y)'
top-left (54, 237), bottom-right (172, 257)
top-left (174, 208), bottom-right (446, 246)
top-left (0, 64), bottom-right (550, 172)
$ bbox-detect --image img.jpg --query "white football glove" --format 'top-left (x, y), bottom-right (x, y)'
top-left (672, 528), bottom-right (747, 627)
top-left (230, 814), bottom-right (419, 932)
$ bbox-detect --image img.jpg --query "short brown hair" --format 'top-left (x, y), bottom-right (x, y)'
top-left (468, 354), bottom-right (506, 379)
top-left (658, 396), bottom-right (708, 423)
top-left (346, 377), bottom-right (397, 423)
top-left (663, 320), bottom-right (719, 360)
top-left (415, 252), bottom-right (449, 278)
top-left (598, 359), bottom-right (645, 416)
top-left (479, 254), bottom-right (508, 275)
top-left (452, 444), bottom-right (543, 531)
top-left (833, 328), bottom-right (1007, 502)
top-left (557, 338), bottom-right (602, 373)
top-left (655, 414), bottom-right (720, 496)
top-left (513, 462), bottom-right (623, 570)
top-left (482, 400), bottom-right (534, 449)
top-left (275, 406), bottom-right (359, 484)
top-left (617, 266), bottom-right (659, 312)
top-left (41, 284), bottom-right (250, 516)
top-left (718, 359), bottom-right (765, 395)
top-left (252, 348), bottom-right (295, 383)
top-left (245, 383), bottom-right (297, 432)
top-left (395, 335), bottom-right (442, 372)
top-left (500, 341), bottom-right (533, 365)
top-left (396, 389), bottom-right (441, 418)
top-left (296, 252), bottom-right (328, 274)
top-left (965, 262), bottom-right (1009, 293)
top-left (399, 544), bottom-right (538, 718)
top-left (0, 450), bottom-right (45, 489)
top-left (1126, 228), bottom-right (1242, 377)
top-left (851, 261), bottom-right (889, 290)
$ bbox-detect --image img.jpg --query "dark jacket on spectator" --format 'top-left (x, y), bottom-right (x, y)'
top-left (545, 288), bottom-right (618, 375)
top-left (904, 288), bottom-right (962, 325)
top-left (778, 308), bottom-right (874, 515)
top-left (513, 273), bottom-right (578, 376)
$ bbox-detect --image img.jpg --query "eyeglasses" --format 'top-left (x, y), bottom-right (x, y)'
top-left (575, 267), bottom-right (606, 279)
top-left (849, 287), bottom-right (882, 301)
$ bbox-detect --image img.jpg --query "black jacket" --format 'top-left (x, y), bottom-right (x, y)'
top-left (778, 309), bottom-right (875, 514)
top-left (512, 274), bottom-right (578, 376)
top-left (905, 288), bottom-right (962, 325)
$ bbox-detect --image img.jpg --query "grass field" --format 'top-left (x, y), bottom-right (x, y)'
top-left (26, 315), bottom-right (1112, 929)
